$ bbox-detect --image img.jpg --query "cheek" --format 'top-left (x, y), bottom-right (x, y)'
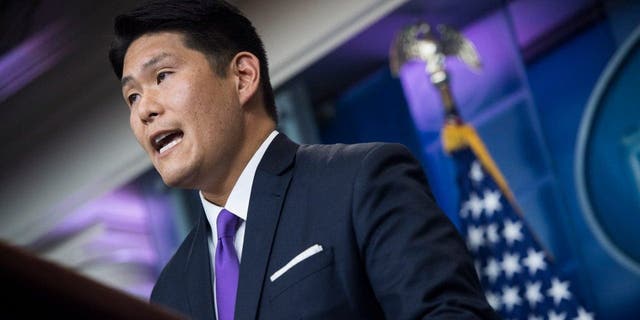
top-left (164, 77), bottom-right (195, 108)
top-left (129, 114), bottom-right (145, 144)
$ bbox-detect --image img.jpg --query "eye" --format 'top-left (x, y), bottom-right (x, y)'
top-left (127, 93), bottom-right (140, 106)
top-left (157, 71), bottom-right (171, 84)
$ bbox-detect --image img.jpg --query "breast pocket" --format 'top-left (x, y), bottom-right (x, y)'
top-left (268, 246), bottom-right (334, 301)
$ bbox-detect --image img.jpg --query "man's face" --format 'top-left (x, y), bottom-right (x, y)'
top-left (121, 32), bottom-right (245, 190)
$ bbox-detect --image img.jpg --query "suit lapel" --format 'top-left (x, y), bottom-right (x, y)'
top-left (235, 134), bottom-right (298, 320)
top-left (185, 211), bottom-right (217, 320)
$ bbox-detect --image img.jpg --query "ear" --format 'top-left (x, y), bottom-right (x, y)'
top-left (231, 52), bottom-right (260, 106)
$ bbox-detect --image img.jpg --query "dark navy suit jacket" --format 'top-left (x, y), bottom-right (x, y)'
top-left (150, 134), bottom-right (497, 319)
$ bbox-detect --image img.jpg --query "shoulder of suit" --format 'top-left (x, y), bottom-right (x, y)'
top-left (151, 225), bottom-right (199, 297)
top-left (290, 142), bottom-right (415, 179)
top-left (297, 141), bottom-right (413, 163)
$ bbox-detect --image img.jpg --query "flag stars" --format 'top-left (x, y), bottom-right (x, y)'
top-left (524, 281), bottom-right (543, 307)
top-left (470, 160), bottom-right (484, 183)
top-left (501, 285), bottom-right (522, 311)
top-left (468, 193), bottom-right (484, 219)
top-left (483, 189), bottom-right (502, 216)
top-left (503, 219), bottom-right (524, 245)
top-left (467, 225), bottom-right (485, 251)
top-left (523, 248), bottom-right (547, 275)
top-left (501, 252), bottom-right (522, 278)
top-left (458, 148), bottom-right (594, 320)
top-left (548, 310), bottom-right (566, 320)
top-left (484, 258), bottom-right (501, 283)
top-left (485, 291), bottom-right (502, 311)
top-left (574, 307), bottom-right (594, 320)
top-left (459, 200), bottom-right (470, 218)
top-left (548, 278), bottom-right (572, 305)
top-left (486, 223), bottom-right (500, 244)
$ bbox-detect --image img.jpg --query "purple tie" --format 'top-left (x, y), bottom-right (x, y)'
top-left (215, 209), bottom-right (240, 320)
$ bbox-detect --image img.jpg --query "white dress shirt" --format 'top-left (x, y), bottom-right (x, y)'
top-left (199, 130), bottom-right (279, 318)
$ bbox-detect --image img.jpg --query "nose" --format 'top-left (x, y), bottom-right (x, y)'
top-left (137, 95), bottom-right (163, 124)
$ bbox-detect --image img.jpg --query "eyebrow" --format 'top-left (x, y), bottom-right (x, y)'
top-left (121, 52), bottom-right (172, 88)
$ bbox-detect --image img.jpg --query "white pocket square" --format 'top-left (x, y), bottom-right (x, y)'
top-left (270, 244), bottom-right (323, 282)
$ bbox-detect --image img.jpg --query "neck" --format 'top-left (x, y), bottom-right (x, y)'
top-left (201, 115), bottom-right (275, 206)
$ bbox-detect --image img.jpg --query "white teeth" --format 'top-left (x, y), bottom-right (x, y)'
top-left (155, 132), bottom-right (172, 144)
top-left (159, 136), bottom-right (182, 154)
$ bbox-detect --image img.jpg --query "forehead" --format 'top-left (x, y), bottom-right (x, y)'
top-left (122, 32), bottom-right (191, 73)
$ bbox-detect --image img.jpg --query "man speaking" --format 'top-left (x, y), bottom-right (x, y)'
top-left (108, 0), bottom-right (497, 318)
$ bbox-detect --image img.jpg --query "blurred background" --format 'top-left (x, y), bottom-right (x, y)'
top-left (1, 0), bottom-right (639, 318)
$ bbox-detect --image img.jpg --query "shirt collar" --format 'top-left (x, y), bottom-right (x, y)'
top-left (200, 130), bottom-right (279, 223)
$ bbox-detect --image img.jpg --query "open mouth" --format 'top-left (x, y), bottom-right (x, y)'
top-left (151, 130), bottom-right (184, 154)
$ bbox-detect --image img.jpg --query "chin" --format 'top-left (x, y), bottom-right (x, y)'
top-left (157, 167), bottom-right (195, 189)
top-left (160, 175), bottom-right (190, 189)
top-left (160, 176), bottom-right (180, 188)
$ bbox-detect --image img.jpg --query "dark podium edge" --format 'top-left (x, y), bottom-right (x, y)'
top-left (0, 240), bottom-right (185, 319)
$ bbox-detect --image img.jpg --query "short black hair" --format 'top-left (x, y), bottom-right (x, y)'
top-left (108, 0), bottom-right (277, 121)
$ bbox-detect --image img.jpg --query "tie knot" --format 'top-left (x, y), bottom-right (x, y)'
top-left (217, 209), bottom-right (240, 239)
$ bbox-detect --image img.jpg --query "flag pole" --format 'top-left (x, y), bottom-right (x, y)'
top-left (390, 22), bottom-right (518, 207)
top-left (389, 21), bottom-right (554, 261)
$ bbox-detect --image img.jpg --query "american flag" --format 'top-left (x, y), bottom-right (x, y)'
top-left (452, 147), bottom-right (595, 320)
